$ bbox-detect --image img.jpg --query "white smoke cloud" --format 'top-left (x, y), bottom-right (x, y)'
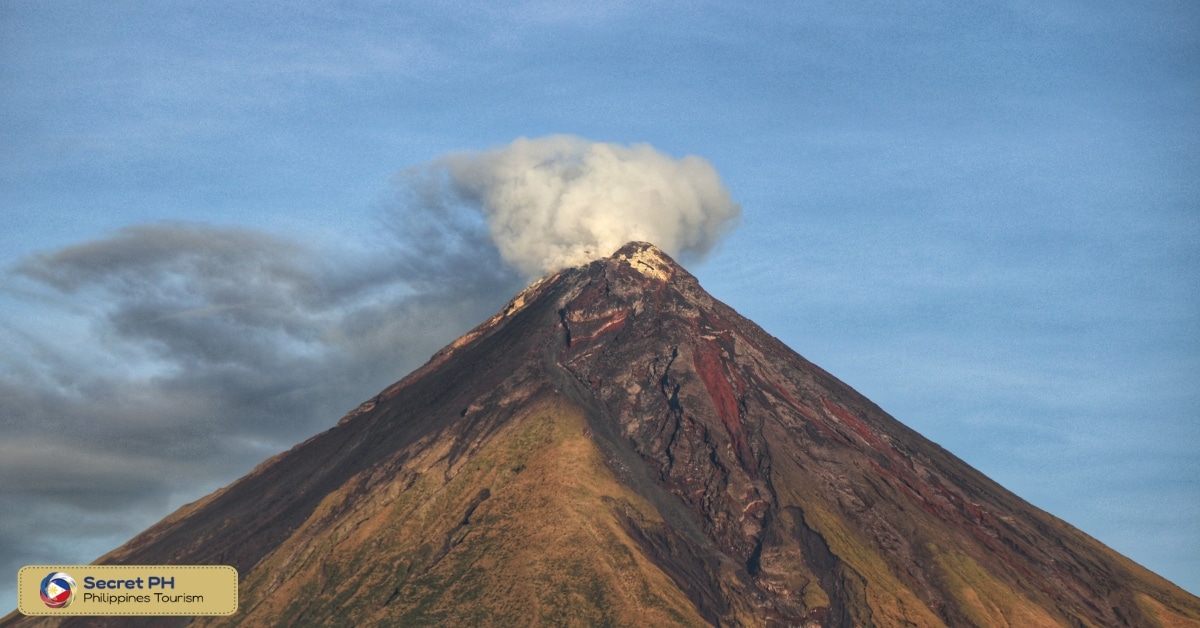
top-left (433, 135), bottom-right (741, 278)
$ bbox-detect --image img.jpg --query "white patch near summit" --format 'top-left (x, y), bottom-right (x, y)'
top-left (616, 244), bottom-right (674, 282)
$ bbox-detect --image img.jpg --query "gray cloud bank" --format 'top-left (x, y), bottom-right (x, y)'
top-left (0, 137), bottom-right (739, 588)
top-left (0, 221), bottom-right (521, 579)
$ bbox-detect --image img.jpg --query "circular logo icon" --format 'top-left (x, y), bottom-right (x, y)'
top-left (40, 572), bottom-right (76, 609)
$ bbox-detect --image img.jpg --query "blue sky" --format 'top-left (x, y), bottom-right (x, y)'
top-left (2, 0), bottom-right (1197, 610)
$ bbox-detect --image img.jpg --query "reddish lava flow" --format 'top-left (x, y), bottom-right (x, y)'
top-left (692, 338), bottom-right (753, 471)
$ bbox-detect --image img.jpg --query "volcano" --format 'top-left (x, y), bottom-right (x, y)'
top-left (7, 242), bottom-right (1199, 627)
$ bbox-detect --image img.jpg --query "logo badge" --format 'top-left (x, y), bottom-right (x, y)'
top-left (40, 572), bottom-right (76, 609)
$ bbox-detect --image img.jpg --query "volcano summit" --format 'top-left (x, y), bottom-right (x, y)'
top-left (7, 242), bottom-right (1199, 627)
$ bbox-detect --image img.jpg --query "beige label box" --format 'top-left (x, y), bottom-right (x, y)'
top-left (18, 565), bottom-right (237, 616)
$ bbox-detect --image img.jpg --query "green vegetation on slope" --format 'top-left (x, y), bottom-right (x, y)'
top-left (205, 395), bottom-right (710, 627)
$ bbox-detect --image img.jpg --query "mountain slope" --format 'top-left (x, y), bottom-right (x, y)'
top-left (7, 242), bottom-right (1199, 627)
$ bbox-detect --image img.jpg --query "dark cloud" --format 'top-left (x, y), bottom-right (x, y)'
top-left (0, 209), bottom-right (523, 582)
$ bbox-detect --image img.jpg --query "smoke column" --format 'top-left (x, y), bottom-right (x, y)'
top-left (430, 135), bottom-right (741, 279)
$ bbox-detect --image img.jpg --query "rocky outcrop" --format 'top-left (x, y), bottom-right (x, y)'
top-left (7, 242), bottom-right (1199, 627)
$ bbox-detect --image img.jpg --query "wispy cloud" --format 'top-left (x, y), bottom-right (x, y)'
top-left (0, 215), bottom-right (520, 586)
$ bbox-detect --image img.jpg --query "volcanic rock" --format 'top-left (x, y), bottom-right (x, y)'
top-left (6, 242), bottom-right (1199, 627)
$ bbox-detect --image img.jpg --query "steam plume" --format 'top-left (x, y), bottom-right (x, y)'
top-left (430, 135), bottom-right (741, 278)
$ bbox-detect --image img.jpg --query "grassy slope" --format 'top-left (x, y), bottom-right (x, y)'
top-left (203, 395), bottom-right (709, 627)
top-left (766, 427), bottom-right (1200, 628)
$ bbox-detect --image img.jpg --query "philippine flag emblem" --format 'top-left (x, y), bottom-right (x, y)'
top-left (40, 572), bottom-right (76, 609)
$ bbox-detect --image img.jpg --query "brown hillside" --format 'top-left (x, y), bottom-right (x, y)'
top-left (6, 242), bottom-right (1199, 627)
